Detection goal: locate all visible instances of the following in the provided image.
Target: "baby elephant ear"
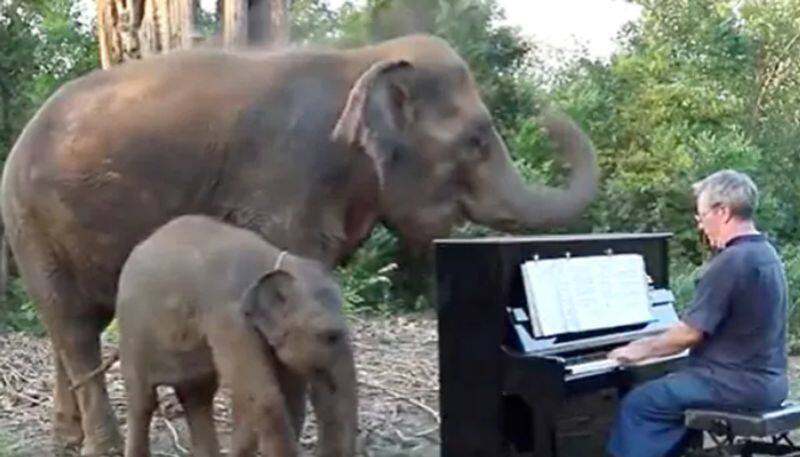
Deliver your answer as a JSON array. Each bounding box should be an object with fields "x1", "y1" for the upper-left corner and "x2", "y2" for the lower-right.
[
  {"x1": 241, "y1": 269, "x2": 295, "y2": 346},
  {"x1": 330, "y1": 59, "x2": 414, "y2": 147}
]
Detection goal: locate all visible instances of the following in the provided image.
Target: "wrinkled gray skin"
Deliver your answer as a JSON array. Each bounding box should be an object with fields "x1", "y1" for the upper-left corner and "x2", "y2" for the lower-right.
[
  {"x1": 0, "y1": 34, "x2": 598, "y2": 455},
  {"x1": 117, "y1": 215, "x2": 356, "y2": 457}
]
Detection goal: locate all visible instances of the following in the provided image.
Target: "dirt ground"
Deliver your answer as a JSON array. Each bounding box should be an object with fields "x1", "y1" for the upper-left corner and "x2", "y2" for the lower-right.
[
  {"x1": 0, "y1": 313, "x2": 440, "y2": 457},
  {"x1": 4, "y1": 313, "x2": 800, "y2": 457}
]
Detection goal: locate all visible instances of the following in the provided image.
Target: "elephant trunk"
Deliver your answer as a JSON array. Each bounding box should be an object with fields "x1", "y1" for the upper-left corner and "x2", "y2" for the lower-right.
[
  {"x1": 464, "y1": 111, "x2": 600, "y2": 232},
  {"x1": 310, "y1": 343, "x2": 358, "y2": 457}
]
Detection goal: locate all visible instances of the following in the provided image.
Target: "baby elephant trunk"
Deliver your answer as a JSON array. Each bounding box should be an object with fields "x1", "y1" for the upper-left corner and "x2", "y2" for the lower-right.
[{"x1": 310, "y1": 342, "x2": 358, "y2": 457}]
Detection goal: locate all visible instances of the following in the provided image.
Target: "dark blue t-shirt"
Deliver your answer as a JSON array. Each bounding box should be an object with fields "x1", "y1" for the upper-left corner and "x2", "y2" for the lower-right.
[{"x1": 682, "y1": 234, "x2": 789, "y2": 409}]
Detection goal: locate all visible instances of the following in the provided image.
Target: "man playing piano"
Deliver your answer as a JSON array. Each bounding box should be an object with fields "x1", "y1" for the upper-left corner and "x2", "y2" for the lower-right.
[{"x1": 605, "y1": 169, "x2": 789, "y2": 457}]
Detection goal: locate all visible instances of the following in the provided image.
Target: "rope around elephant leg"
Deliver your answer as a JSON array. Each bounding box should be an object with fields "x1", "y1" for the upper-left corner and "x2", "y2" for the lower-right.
[{"x1": 67, "y1": 348, "x2": 120, "y2": 392}]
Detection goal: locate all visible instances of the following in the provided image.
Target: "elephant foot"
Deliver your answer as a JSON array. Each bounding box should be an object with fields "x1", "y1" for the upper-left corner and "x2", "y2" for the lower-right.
[
  {"x1": 53, "y1": 410, "x2": 84, "y2": 451},
  {"x1": 80, "y1": 443, "x2": 124, "y2": 457},
  {"x1": 51, "y1": 440, "x2": 81, "y2": 457},
  {"x1": 80, "y1": 424, "x2": 123, "y2": 457}
]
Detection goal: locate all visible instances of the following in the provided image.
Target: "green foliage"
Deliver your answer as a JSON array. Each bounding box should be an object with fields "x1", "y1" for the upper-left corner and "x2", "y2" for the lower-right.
[
  {"x1": 291, "y1": 0, "x2": 343, "y2": 44},
  {"x1": 194, "y1": 2, "x2": 220, "y2": 38},
  {"x1": 670, "y1": 257, "x2": 702, "y2": 314},
  {"x1": 0, "y1": 1, "x2": 40, "y2": 155},
  {"x1": 782, "y1": 243, "x2": 800, "y2": 352},
  {"x1": 335, "y1": 226, "x2": 400, "y2": 314},
  {"x1": 0, "y1": 0, "x2": 96, "y2": 333},
  {"x1": 2, "y1": 277, "x2": 44, "y2": 335},
  {"x1": 739, "y1": 0, "x2": 800, "y2": 243},
  {"x1": 432, "y1": 0, "x2": 542, "y2": 137},
  {"x1": 545, "y1": 0, "x2": 799, "y2": 265},
  {"x1": 0, "y1": 0, "x2": 97, "y2": 157}
]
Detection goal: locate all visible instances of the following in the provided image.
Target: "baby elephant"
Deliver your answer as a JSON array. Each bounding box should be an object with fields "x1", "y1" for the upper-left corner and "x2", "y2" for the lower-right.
[{"x1": 116, "y1": 215, "x2": 357, "y2": 457}]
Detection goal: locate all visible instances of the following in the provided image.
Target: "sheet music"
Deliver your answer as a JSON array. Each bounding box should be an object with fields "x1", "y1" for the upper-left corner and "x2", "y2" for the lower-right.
[
  {"x1": 521, "y1": 254, "x2": 653, "y2": 337},
  {"x1": 522, "y1": 258, "x2": 567, "y2": 335}
]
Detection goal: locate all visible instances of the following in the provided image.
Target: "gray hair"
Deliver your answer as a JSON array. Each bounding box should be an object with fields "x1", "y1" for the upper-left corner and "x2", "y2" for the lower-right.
[{"x1": 692, "y1": 169, "x2": 759, "y2": 220}]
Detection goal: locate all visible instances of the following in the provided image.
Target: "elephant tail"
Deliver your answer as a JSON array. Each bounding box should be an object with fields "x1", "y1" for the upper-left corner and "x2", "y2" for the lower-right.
[{"x1": 68, "y1": 347, "x2": 120, "y2": 392}]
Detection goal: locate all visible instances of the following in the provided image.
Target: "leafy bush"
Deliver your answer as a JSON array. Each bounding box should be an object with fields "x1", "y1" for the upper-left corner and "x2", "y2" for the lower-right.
[
  {"x1": 781, "y1": 243, "x2": 800, "y2": 353},
  {"x1": 335, "y1": 226, "x2": 401, "y2": 314},
  {"x1": 1, "y1": 277, "x2": 45, "y2": 335}
]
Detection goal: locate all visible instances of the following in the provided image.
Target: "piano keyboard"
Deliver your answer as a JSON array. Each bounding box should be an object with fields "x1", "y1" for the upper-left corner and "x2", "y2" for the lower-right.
[{"x1": 566, "y1": 349, "x2": 690, "y2": 377}]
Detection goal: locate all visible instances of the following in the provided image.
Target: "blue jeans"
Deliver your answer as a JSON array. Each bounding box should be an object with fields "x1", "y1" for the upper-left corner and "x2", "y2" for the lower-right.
[{"x1": 607, "y1": 371, "x2": 717, "y2": 457}]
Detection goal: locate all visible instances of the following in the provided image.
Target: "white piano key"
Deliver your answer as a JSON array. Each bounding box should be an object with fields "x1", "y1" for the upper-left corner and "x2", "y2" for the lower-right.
[{"x1": 567, "y1": 358, "x2": 620, "y2": 375}]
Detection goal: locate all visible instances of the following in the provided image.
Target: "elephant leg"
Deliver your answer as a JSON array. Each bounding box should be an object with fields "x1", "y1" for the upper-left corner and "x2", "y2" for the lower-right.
[
  {"x1": 58, "y1": 320, "x2": 122, "y2": 456},
  {"x1": 228, "y1": 402, "x2": 256, "y2": 457},
  {"x1": 174, "y1": 377, "x2": 221, "y2": 457},
  {"x1": 10, "y1": 238, "x2": 121, "y2": 456},
  {"x1": 123, "y1": 379, "x2": 156, "y2": 457},
  {"x1": 53, "y1": 352, "x2": 83, "y2": 451},
  {"x1": 276, "y1": 365, "x2": 307, "y2": 440}
]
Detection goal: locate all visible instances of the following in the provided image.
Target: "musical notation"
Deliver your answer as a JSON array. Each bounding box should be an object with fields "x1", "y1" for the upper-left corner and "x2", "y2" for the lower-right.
[{"x1": 521, "y1": 254, "x2": 654, "y2": 337}]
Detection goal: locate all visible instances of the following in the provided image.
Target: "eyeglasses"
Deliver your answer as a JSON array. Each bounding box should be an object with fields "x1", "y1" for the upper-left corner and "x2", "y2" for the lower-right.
[{"x1": 694, "y1": 203, "x2": 722, "y2": 223}]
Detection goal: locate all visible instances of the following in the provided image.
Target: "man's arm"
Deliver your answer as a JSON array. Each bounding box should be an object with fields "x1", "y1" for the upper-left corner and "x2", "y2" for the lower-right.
[
  {"x1": 609, "y1": 248, "x2": 738, "y2": 365},
  {"x1": 607, "y1": 321, "x2": 703, "y2": 364}
]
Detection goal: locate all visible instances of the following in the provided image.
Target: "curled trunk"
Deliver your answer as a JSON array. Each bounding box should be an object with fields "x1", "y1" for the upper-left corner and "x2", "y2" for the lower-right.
[{"x1": 464, "y1": 110, "x2": 600, "y2": 232}]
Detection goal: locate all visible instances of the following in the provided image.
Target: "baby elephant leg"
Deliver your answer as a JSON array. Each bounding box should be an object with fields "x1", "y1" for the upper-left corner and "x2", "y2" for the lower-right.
[
  {"x1": 174, "y1": 377, "x2": 221, "y2": 457},
  {"x1": 123, "y1": 377, "x2": 157, "y2": 457},
  {"x1": 228, "y1": 404, "x2": 257, "y2": 457},
  {"x1": 207, "y1": 323, "x2": 298, "y2": 457}
]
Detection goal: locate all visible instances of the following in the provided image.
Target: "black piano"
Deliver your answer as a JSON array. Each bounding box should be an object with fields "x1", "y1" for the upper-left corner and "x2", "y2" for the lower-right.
[{"x1": 435, "y1": 233, "x2": 689, "y2": 457}]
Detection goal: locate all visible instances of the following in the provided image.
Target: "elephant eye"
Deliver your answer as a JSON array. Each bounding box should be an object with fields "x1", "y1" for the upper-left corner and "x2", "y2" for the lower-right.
[
  {"x1": 463, "y1": 134, "x2": 488, "y2": 162},
  {"x1": 389, "y1": 146, "x2": 404, "y2": 166},
  {"x1": 468, "y1": 135, "x2": 481, "y2": 148},
  {"x1": 319, "y1": 329, "x2": 343, "y2": 346}
]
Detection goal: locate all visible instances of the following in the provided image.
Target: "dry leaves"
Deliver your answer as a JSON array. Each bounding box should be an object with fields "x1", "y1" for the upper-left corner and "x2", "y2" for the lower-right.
[{"x1": 0, "y1": 313, "x2": 440, "y2": 457}]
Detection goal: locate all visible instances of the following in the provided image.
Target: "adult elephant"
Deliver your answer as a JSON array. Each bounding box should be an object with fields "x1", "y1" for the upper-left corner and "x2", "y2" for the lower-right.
[{"x1": 1, "y1": 34, "x2": 598, "y2": 455}]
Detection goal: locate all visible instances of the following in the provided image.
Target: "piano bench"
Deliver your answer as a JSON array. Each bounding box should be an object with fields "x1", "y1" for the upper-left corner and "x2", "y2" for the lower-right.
[{"x1": 683, "y1": 401, "x2": 800, "y2": 456}]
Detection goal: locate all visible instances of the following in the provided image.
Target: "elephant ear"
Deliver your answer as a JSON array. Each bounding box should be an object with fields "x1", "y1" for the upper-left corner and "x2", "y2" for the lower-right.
[
  {"x1": 241, "y1": 269, "x2": 296, "y2": 347},
  {"x1": 331, "y1": 60, "x2": 415, "y2": 183}
]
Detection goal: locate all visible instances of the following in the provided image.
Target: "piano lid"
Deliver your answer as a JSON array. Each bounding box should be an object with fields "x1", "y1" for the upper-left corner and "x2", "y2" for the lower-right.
[{"x1": 434, "y1": 231, "x2": 673, "y2": 245}]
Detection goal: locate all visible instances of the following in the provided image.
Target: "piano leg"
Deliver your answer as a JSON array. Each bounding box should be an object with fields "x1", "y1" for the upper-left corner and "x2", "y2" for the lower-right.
[
  {"x1": 515, "y1": 391, "x2": 561, "y2": 457},
  {"x1": 522, "y1": 388, "x2": 621, "y2": 457},
  {"x1": 532, "y1": 407, "x2": 557, "y2": 457}
]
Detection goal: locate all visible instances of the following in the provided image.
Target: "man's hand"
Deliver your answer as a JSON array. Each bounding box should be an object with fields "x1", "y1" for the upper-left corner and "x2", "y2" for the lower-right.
[
  {"x1": 607, "y1": 342, "x2": 650, "y2": 365},
  {"x1": 607, "y1": 321, "x2": 703, "y2": 365}
]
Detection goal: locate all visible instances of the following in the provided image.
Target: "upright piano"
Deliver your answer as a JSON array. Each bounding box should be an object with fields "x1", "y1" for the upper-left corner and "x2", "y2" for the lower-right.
[{"x1": 435, "y1": 233, "x2": 689, "y2": 457}]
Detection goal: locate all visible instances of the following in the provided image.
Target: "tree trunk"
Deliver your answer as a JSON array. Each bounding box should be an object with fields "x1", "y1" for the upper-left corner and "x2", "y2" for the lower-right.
[
  {"x1": 97, "y1": 0, "x2": 289, "y2": 66},
  {"x1": 223, "y1": 0, "x2": 248, "y2": 47},
  {"x1": 139, "y1": 0, "x2": 195, "y2": 59},
  {"x1": 248, "y1": 0, "x2": 268, "y2": 44},
  {"x1": 98, "y1": 0, "x2": 197, "y2": 68},
  {"x1": 224, "y1": 0, "x2": 290, "y2": 48},
  {"x1": 269, "y1": 0, "x2": 290, "y2": 46},
  {"x1": 97, "y1": 0, "x2": 140, "y2": 68}
]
